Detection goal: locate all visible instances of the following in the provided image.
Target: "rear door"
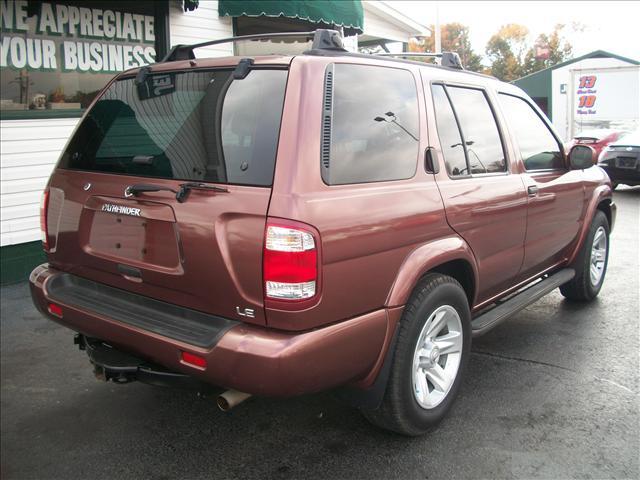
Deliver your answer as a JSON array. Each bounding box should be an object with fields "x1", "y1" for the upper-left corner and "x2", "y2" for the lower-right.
[
  {"x1": 425, "y1": 82, "x2": 528, "y2": 305},
  {"x1": 45, "y1": 66, "x2": 289, "y2": 325}
]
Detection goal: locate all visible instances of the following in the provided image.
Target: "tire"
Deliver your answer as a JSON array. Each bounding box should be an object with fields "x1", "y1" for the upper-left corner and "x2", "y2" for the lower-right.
[
  {"x1": 560, "y1": 210, "x2": 610, "y2": 301},
  {"x1": 362, "y1": 274, "x2": 471, "y2": 436}
]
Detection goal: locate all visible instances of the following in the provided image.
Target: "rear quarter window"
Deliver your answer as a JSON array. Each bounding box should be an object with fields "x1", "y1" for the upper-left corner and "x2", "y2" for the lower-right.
[
  {"x1": 322, "y1": 64, "x2": 420, "y2": 185},
  {"x1": 60, "y1": 69, "x2": 288, "y2": 186}
]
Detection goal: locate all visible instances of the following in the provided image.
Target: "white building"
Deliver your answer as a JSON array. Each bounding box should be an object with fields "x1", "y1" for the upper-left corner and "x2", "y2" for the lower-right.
[
  {"x1": 0, "y1": 0, "x2": 427, "y2": 283},
  {"x1": 514, "y1": 51, "x2": 639, "y2": 141}
]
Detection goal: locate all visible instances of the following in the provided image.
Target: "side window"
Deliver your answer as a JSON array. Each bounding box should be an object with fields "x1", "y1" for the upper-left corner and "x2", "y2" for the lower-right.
[
  {"x1": 446, "y1": 86, "x2": 507, "y2": 174},
  {"x1": 323, "y1": 64, "x2": 419, "y2": 185},
  {"x1": 432, "y1": 85, "x2": 467, "y2": 176},
  {"x1": 498, "y1": 93, "x2": 564, "y2": 170}
]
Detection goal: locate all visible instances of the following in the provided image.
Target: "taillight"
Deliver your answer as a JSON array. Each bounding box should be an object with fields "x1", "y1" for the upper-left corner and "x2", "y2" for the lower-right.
[
  {"x1": 40, "y1": 188, "x2": 50, "y2": 251},
  {"x1": 263, "y1": 223, "x2": 317, "y2": 300}
]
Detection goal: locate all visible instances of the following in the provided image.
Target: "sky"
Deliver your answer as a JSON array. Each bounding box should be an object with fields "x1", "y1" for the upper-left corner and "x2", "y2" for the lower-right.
[{"x1": 390, "y1": 1, "x2": 640, "y2": 63}]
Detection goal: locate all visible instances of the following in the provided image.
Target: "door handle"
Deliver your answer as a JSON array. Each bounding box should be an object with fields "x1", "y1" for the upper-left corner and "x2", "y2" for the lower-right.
[
  {"x1": 527, "y1": 185, "x2": 539, "y2": 196},
  {"x1": 425, "y1": 147, "x2": 440, "y2": 174}
]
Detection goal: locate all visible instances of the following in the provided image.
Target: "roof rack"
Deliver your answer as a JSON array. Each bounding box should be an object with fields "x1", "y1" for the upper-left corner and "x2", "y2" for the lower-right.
[
  {"x1": 374, "y1": 52, "x2": 464, "y2": 70},
  {"x1": 162, "y1": 29, "x2": 346, "y2": 62},
  {"x1": 160, "y1": 28, "x2": 464, "y2": 71}
]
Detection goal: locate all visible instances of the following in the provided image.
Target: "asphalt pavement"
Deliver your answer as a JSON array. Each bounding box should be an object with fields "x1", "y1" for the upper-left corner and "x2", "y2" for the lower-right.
[{"x1": 1, "y1": 188, "x2": 638, "y2": 480}]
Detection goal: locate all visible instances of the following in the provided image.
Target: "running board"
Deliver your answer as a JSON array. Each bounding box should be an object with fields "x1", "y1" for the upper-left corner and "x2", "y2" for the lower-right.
[{"x1": 471, "y1": 268, "x2": 575, "y2": 337}]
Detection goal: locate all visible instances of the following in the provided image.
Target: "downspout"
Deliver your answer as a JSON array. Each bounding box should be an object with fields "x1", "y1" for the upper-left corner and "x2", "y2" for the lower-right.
[{"x1": 154, "y1": 2, "x2": 171, "y2": 62}]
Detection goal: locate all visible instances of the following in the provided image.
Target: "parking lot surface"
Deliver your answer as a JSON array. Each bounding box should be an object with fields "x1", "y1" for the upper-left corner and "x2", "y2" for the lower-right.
[{"x1": 1, "y1": 188, "x2": 638, "y2": 480}]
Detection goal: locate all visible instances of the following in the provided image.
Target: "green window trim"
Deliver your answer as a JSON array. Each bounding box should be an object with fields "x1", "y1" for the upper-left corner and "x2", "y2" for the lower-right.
[{"x1": 0, "y1": 109, "x2": 85, "y2": 121}]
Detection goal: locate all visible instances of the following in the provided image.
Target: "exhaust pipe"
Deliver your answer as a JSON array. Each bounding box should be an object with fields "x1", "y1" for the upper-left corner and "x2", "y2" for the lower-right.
[{"x1": 217, "y1": 389, "x2": 251, "y2": 411}]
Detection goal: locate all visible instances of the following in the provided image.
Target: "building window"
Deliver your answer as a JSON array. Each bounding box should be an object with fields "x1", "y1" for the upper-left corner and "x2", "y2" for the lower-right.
[{"x1": 1, "y1": 0, "x2": 158, "y2": 118}]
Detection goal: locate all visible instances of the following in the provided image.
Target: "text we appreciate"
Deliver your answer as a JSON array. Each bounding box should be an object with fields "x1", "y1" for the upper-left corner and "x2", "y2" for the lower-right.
[{"x1": 1, "y1": 0, "x2": 156, "y2": 73}]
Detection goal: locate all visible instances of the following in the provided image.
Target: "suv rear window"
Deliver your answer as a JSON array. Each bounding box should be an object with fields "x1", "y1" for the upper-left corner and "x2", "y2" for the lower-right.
[
  {"x1": 60, "y1": 69, "x2": 288, "y2": 186},
  {"x1": 322, "y1": 64, "x2": 419, "y2": 185}
]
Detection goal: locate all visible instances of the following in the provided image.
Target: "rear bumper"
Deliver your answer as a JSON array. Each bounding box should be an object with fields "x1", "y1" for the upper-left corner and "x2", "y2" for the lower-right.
[{"x1": 29, "y1": 264, "x2": 391, "y2": 396}]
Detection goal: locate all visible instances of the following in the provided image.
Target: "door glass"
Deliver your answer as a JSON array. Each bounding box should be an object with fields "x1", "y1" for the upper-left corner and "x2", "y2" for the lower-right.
[
  {"x1": 447, "y1": 86, "x2": 507, "y2": 174},
  {"x1": 498, "y1": 93, "x2": 564, "y2": 170},
  {"x1": 432, "y1": 84, "x2": 468, "y2": 176}
]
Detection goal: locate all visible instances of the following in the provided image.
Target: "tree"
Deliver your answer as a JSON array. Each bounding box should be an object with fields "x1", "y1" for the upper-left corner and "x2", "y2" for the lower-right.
[
  {"x1": 521, "y1": 24, "x2": 573, "y2": 76},
  {"x1": 409, "y1": 23, "x2": 484, "y2": 72},
  {"x1": 485, "y1": 24, "x2": 529, "y2": 81}
]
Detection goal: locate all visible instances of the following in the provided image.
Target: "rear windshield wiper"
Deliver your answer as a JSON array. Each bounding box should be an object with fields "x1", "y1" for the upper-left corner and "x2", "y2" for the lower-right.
[
  {"x1": 125, "y1": 182, "x2": 227, "y2": 203},
  {"x1": 177, "y1": 182, "x2": 228, "y2": 202},
  {"x1": 125, "y1": 183, "x2": 177, "y2": 198}
]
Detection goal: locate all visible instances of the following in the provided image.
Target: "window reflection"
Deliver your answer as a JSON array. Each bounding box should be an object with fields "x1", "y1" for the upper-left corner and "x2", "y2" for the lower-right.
[
  {"x1": 446, "y1": 87, "x2": 506, "y2": 174},
  {"x1": 326, "y1": 64, "x2": 419, "y2": 185},
  {"x1": 498, "y1": 94, "x2": 563, "y2": 170},
  {"x1": 432, "y1": 85, "x2": 467, "y2": 176},
  {"x1": 60, "y1": 69, "x2": 287, "y2": 186}
]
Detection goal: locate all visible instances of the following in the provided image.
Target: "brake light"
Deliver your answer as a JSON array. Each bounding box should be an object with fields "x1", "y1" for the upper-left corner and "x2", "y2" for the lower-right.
[
  {"x1": 40, "y1": 188, "x2": 50, "y2": 251},
  {"x1": 263, "y1": 224, "x2": 317, "y2": 300}
]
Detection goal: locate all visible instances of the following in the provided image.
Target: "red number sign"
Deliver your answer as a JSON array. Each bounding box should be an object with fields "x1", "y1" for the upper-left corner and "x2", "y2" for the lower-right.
[
  {"x1": 578, "y1": 76, "x2": 597, "y2": 89},
  {"x1": 578, "y1": 95, "x2": 596, "y2": 108}
]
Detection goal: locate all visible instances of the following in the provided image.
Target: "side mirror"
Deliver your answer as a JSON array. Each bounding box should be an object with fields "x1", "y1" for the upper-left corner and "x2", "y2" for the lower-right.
[{"x1": 569, "y1": 145, "x2": 597, "y2": 170}]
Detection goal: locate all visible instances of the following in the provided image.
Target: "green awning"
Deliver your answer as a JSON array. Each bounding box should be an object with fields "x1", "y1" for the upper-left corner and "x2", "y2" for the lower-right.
[{"x1": 218, "y1": 1, "x2": 364, "y2": 35}]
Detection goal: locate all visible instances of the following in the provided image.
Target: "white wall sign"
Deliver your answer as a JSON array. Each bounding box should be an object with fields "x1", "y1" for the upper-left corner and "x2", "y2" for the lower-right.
[{"x1": 0, "y1": 0, "x2": 156, "y2": 73}]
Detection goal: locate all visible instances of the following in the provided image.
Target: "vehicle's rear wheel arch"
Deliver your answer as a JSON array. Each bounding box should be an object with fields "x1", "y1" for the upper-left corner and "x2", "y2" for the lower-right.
[
  {"x1": 385, "y1": 236, "x2": 479, "y2": 309},
  {"x1": 427, "y1": 259, "x2": 475, "y2": 307}
]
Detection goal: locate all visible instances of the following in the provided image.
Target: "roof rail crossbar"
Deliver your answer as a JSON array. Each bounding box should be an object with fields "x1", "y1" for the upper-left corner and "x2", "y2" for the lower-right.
[
  {"x1": 161, "y1": 29, "x2": 346, "y2": 62},
  {"x1": 374, "y1": 52, "x2": 464, "y2": 70}
]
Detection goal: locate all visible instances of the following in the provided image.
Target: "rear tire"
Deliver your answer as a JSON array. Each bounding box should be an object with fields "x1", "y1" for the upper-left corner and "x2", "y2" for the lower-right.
[
  {"x1": 361, "y1": 274, "x2": 471, "y2": 436},
  {"x1": 560, "y1": 210, "x2": 610, "y2": 301}
]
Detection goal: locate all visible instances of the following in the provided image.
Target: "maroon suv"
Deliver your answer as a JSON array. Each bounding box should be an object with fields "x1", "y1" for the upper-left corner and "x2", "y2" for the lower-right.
[{"x1": 30, "y1": 30, "x2": 615, "y2": 435}]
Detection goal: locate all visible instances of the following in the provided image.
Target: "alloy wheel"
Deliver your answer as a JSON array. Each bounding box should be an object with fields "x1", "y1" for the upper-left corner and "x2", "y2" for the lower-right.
[{"x1": 412, "y1": 305, "x2": 463, "y2": 409}]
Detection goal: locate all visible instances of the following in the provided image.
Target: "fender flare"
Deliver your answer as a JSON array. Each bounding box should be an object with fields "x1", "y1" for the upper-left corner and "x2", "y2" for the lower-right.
[
  {"x1": 385, "y1": 235, "x2": 480, "y2": 308},
  {"x1": 567, "y1": 185, "x2": 613, "y2": 265},
  {"x1": 338, "y1": 236, "x2": 479, "y2": 410}
]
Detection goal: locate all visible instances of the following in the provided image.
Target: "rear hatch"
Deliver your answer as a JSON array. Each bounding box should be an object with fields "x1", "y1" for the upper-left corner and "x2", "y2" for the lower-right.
[{"x1": 44, "y1": 64, "x2": 290, "y2": 325}]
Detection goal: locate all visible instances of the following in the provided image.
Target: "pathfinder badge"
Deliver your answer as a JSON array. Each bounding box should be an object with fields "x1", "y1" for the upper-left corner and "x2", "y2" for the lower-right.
[{"x1": 101, "y1": 204, "x2": 141, "y2": 216}]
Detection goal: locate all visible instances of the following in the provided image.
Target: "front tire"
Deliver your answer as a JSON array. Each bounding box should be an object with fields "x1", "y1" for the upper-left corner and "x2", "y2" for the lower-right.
[
  {"x1": 560, "y1": 210, "x2": 610, "y2": 301},
  {"x1": 362, "y1": 274, "x2": 471, "y2": 436}
]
